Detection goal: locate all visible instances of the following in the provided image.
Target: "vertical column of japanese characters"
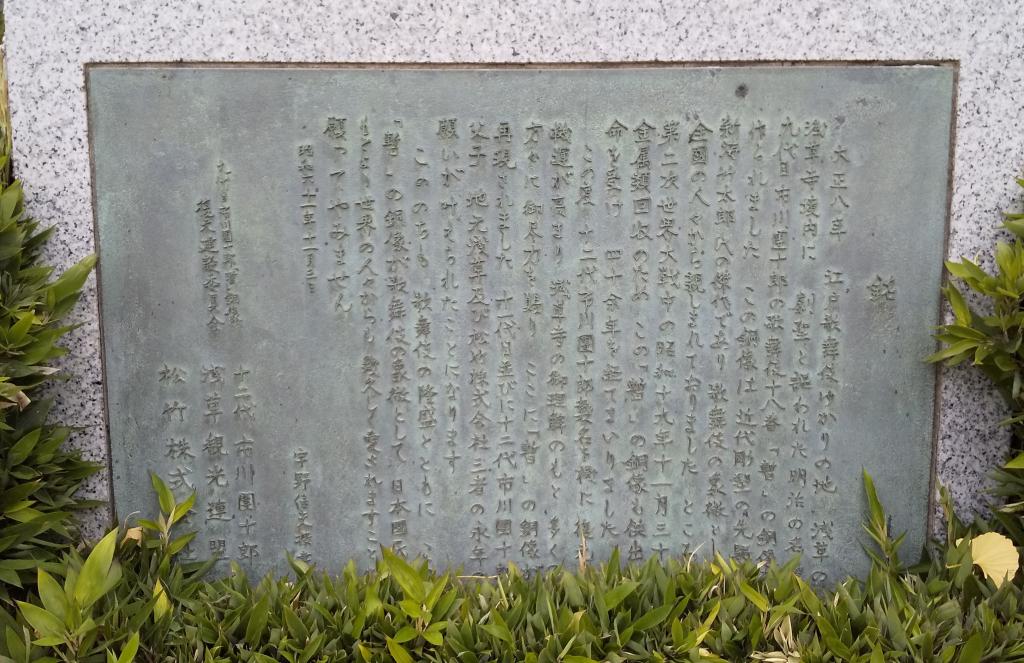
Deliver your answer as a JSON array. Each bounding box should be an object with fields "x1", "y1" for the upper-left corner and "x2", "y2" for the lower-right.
[
  {"x1": 650, "y1": 121, "x2": 682, "y2": 562},
  {"x1": 353, "y1": 116, "x2": 385, "y2": 564},
  {"x1": 384, "y1": 119, "x2": 414, "y2": 557}
]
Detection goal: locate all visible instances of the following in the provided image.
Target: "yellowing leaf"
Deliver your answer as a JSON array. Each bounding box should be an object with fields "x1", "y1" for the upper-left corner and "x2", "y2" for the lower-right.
[
  {"x1": 697, "y1": 647, "x2": 729, "y2": 662},
  {"x1": 153, "y1": 579, "x2": 171, "y2": 622},
  {"x1": 959, "y1": 532, "x2": 1020, "y2": 587},
  {"x1": 1006, "y1": 452, "x2": 1024, "y2": 470},
  {"x1": 121, "y1": 527, "x2": 143, "y2": 544},
  {"x1": 117, "y1": 632, "x2": 140, "y2": 663}
]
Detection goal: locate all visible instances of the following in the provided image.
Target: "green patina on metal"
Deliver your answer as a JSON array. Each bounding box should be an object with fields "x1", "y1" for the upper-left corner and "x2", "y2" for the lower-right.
[{"x1": 88, "y1": 64, "x2": 955, "y2": 580}]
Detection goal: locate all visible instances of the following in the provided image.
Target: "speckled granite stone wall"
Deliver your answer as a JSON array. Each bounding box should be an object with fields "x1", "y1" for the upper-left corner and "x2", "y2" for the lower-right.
[{"x1": 4, "y1": 1, "x2": 1021, "y2": 539}]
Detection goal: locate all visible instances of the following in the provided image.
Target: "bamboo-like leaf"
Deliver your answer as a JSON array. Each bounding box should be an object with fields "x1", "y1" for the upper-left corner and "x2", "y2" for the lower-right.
[
  {"x1": 481, "y1": 612, "x2": 513, "y2": 645},
  {"x1": 393, "y1": 625, "x2": 417, "y2": 644},
  {"x1": 153, "y1": 579, "x2": 171, "y2": 622},
  {"x1": 739, "y1": 581, "x2": 770, "y2": 613},
  {"x1": 6, "y1": 429, "x2": 40, "y2": 467},
  {"x1": 423, "y1": 621, "x2": 445, "y2": 646},
  {"x1": 958, "y1": 632, "x2": 985, "y2": 663},
  {"x1": 47, "y1": 254, "x2": 96, "y2": 305},
  {"x1": 603, "y1": 580, "x2": 638, "y2": 610},
  {"x1": 283, "y1": 605, "x2": 308, "y2": 642},
  {"x1": 926, "y1": 340, "x2": 978, "y2": 364},
  {"x1": 244, "y1": 593, "x2": 271, "y2": 646},
  {"x1": 36, "y1": 568, "x2": 67, "y2": 622},
  {"x1": 73, "y1": 527, "x2": 118, "y2": 609},
  {"x1": 944, "y1": 258, "x2": 988, "y2": 283},
  {"x1": 386, "y1": 636, "x2": 414, "y2": 663},
  {"x1": 1005, "y1": 218, "x2": 1024, "y2": 239},
  {"x1": 424, "y1": 572, "x2": 447, "y2": 611},
  {"x1": 862, "y1": 470, "x2": 884, "y2": 529},
  {"x1": 944, "y1": 283, "x2": 972, "y2": 326},
  {"x1": 117, "y1": 632, "x2": 140, "y2": 663},
  {"x1": 16, "y1": 602, "x2": 64, "y2": 640},
  {"x1": 170, "y1": 491, "x2": 195, "y2": 525},
  {"x1": 382, "y1": 547, "x2": 424, "y2": 602},
  {"x1": 632, "y1": 603, "x2": 673, "y2": 631},
  {"x1": 150, "y1": 473, "x2": 174, "y2": 516}
]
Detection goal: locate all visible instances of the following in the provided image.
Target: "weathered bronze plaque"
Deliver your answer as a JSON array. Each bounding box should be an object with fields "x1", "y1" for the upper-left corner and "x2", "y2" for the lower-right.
[{"x1": 88, "y1": 64, "x2": 955, "y2": 583}]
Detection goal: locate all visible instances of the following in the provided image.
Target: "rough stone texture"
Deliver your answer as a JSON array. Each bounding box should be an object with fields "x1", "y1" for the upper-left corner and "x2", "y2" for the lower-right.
[{"x1": 3, "y1": 0, "x2": 1022, "y2": 540}]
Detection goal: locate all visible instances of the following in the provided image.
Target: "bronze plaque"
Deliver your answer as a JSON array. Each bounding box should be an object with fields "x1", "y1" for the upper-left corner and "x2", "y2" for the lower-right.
[{"x1": 89, "y1": 63, "x2": 955, "y2": 582}]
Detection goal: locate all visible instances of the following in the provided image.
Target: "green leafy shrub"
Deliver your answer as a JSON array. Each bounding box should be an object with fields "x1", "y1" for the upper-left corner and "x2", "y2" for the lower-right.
[
  {"x1": 930, "y1": 174, "x2": 1024, "y2": 549},
  {"x1": 927, "y1": 177, "x2": 1024, "y2": 451},
  {"x1": 0, "y1": 476, "x2": 204, "y2": 663},
  {"x1": 2, "y1": 473, "x2": 1021, "y2": 663},
  {"x1": 0, "y1": 158, "x2": 100, "y2": 604},
  {"x1": 0, "y1": 398, "x2": 101, "y2": 605}
]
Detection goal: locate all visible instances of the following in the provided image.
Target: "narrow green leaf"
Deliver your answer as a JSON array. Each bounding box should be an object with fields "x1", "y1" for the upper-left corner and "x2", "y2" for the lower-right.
[
  {"x1": 170, "y1": 491, "x2": 195, "y2": 525},
  {"x1": 5, "y1": 626, "x2": 26, "y2": 661},
  {"x1": 671, "y1": 619, "x2": 686, "y2": 649},
  {"x1": 739, "y1": 581, "x2": 770, "y2": 612},
  {"x1": 423, "y1": 621, "x2": 445, "y2": 646},
  {"x1": 926, "y1": 340, "x2": 979, "y2": 364},
  {"x1": 150, "y1": 473, "x2": 174, "y2": 515},
  {"x1": 1004, "y1": 218, "x2": 1024, "y2": 239},
  {"x1": 386, "y1": 636, "x2": 414, "y2": 663},
  {"x1": 945, "y1": 258, "x2": 988, "y2": 283},
  {"x1": 0, "y1": 181, "x2": 22, "y2": 221},
  {"x1": 73, "y1": 528, "x2": 118, "y2": 609},
  {"x1": 944, "y1": 284, "x2": 972, "y2": 326},
  {"x1": 603, "y1": 580, "x2": 638, "y2": 610},
  {"x1": 994, "y1": 353, "x2": 1017, "y2": 372},
  {"x1": 36, "y1": 569, "x2": 68, "y2": 622},
  {"x1": 6, "y1": 429, "x2": 40, "y2": 468},
  {"x1": 958, "y1": 632, "x2": 984, "y2": 663},
  {"x1": 560, "y1": 571, "x2": 585, "y2": 608},
  {"x1": 393, "y1": 625, "x2": 418, "y2": 644},
  {"x1": 244, "y1": 593, "x2": 271, "y2": 646},
  {"x1": 283, "y1": 605, "x2": 309, "y2": 642},
  {"x1": 16, "y1": 602, "x2": 64, "y2": 640},
  {"x1": 117, "y1": 632, "x2": 140, "y2": 663},
  {"x1": 424, "y1": 573, "x2": 447, "y2": 611},
  {"x1": 398, "y1": 598, "x2": 424, "y2": 620},
  {"x1": 633, "y1": 603, "x2": 673, "y2": 631},
  {"x1": 382, "y1": 547, "x2": 425, "y2": 602},
  {"x1": 47, "y1": 254, "x2": 96, "y2": 304},
  {"x1": 481, "y1": 620, "x2": 514, "y2": 645}
]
